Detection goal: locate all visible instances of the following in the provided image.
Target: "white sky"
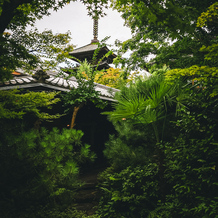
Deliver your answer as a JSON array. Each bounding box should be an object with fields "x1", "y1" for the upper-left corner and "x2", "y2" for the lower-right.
[
  {"x1": 33, "y1": 3, "x2": 151, "y2": 75},
  {"x1": 34, "y1": 1, "x2": 132, "y2": 49}
]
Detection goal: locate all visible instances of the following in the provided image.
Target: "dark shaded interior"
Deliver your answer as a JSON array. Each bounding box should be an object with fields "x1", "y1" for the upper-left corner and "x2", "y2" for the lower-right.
[{"x1": 42, "y1": 99, "x2": 115, "y2": 165}]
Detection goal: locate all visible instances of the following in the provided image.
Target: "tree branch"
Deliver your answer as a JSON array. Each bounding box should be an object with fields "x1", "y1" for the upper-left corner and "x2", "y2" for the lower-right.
[{"x1": 0, "y1": 0, "x2": 34, "y2": 34}]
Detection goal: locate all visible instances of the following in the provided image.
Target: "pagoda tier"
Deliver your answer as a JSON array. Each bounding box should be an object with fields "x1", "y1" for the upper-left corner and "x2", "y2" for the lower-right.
[
  {"x1": 69, "y1": 43, "x2": 116, "y2": 70},
  {"x1": 69, "y1": 16, "x2": 117, "y2": 70}
]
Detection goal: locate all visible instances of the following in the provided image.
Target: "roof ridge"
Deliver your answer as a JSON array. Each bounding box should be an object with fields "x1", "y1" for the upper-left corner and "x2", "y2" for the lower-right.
[{"x1": 0, "y1": 71, "x2": 119, "y2": 101}]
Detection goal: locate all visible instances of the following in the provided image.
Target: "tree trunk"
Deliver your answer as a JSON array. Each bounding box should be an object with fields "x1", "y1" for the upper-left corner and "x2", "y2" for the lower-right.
[
  {"x1": 70, "y1": 103, "x2": 84, "y2": 129},
  {"x1": 0, "y1": 0, "x2": 32, "y2": 34}
]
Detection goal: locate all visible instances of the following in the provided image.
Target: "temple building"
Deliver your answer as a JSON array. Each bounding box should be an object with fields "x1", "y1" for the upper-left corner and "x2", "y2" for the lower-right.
[
  {"x1": 69, "y1": 18, "x2": 116, "y2": 70},
  {"x1": 0, "y1": 17, "x2": 118, "y2": 160}
]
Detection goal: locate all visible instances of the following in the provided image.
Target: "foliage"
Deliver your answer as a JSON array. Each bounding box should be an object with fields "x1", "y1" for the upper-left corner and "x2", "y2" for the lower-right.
[
  {"x1": 97, "y1": 2, "x2": 218, "y2": 217},
  {"x1": 166, "y1": 65, "x2": 218, "y2": 81},
  {"x1": 197, "y1": 2, "x2": 218, "y2": 29},
  {"x1": 0, "y1": 0, "x2": 110, "y2": 81},
  {"x1": 63, "y1": 60, "x2": 104, "y2": 107},
  {"x1": 152, "y1": 82, "x2": 218, "y2": 217},
  {"x1": 0, "y1": 0, "x2": 73, "y2": 34},
  {"x1": 0, "y1": 0, "x2": 108, "y2": 34},
  {"x1": 164, "y1": 2, "x2": 218, "y2": 97},
  {"x1": 15, "y1": 28, "x2": 74, "y2": 70},
  {"x1": 94, "y1": 67, "x2": 127, "y2": 89},
  {"x1": 161, "y1": 137, "x2": 218, "y2": 217},
  {"x1": 0, "y1": 32, "x2": 36, "y2": 81},
  {"x1": 62, "y1": 60, "x2": 106, "y2": 128},
  {"x1": 99, "y1": 75, "x2": 183, "y2": 216},
  {"x1": 78, "y1": 38, "x2": 129, "y2": 89},
  {"x1": 0, "y1": 89, "x2": 60, "y2": 120},
  {"x1": 0, "y1": 0, "x2": 76, "y2": 81},
  {"x1": 99, "y1": 5, "x2": 218, "y2": 214},
  {"x1": 112, "y1": 0, "x2": 217, "y2": 72},
  {"x1": 97, "y1": 164, "x2": 159, "y2": 218},
  {"x1": 0, "y1": 28, "x2": 74, "y2": 81},
  {"x1": 99, "y1": 73, "x2": 218, "y2": 217},
  {"x1": 166, "y1": 65, "x2": 218, "y2": 95},
  {"x1": 165, "y1": 30, "x2": 218, "y2": 96},
  {"x1": 103, "y1": 98, "x2": 174, "y2": 169},
  {"x1": 104, "y1": 75, "x2": 184, "y2": 143},
  {"x1": 103, "y1": 122, "x2": 153, "y2": 169},
  {"x1": 149, "y1": 65, "x2": 170, "y2": 76},
  {"x1": 200, "y1": 42, "x2": 218, "y2": 66},
  {"x1": 0, "y1": 126, "x2": 96, "y2": 217}
]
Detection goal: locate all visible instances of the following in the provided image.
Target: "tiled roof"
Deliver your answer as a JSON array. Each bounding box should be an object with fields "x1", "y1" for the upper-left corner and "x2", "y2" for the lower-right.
[
  {"x1": 69, "y1": 43, "x2": 117, "y2": 67},
  {"x1": 0, "y1": 70, "x2": 119, "y2": 102},
  {"x1": 70, "y1": 43, "x2": 100, "y2": 54}
]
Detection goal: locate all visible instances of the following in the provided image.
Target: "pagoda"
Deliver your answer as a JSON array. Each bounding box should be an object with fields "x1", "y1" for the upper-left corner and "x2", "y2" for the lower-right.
[{"x1": 69, "y1": 18, "x2": 116, "y2": 70}]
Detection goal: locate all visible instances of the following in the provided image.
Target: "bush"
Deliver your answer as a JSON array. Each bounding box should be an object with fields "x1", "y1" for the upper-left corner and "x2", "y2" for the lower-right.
[
  {"x1": 0, "y1": 127, "x2": 96, "y2": 217},
  {"x1": 97, "y1": 164, "x2": 159, "y2": 218},
  {"x1": 103, "y1": 122, "x2": 154, "y2": 170}
]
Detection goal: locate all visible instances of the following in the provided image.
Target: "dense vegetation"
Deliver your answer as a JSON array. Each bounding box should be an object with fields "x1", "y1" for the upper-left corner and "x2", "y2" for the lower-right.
[
  {"x1": 0, "y1": 0, "x2": 217, "y2": 217},
  {"x1": 0, "y1": 125, "x2": 95, "y2": 216},
  {"x1": 97, "y1": 74, "x2": 218, "y2": 217},
  {"x1": 0, "y1": 59, "x2": 107, "y2": 217},
  {"x1": 96, "y1": 1, "x2": 218, "y2": 217}
]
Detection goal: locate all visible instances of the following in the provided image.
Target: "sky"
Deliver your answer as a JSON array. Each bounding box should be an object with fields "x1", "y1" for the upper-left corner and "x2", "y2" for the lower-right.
[
  {"x1": 34, "y1": 1, "x2": 132, "y2": 50},
  {"x1": 33, "y1": 2, "x2": 150, "y2": 74}
]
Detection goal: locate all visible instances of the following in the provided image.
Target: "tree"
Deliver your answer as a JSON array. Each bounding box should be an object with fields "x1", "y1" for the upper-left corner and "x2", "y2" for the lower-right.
[
  {"x1": 97, "y1": 74, "x2": 183, "y2": 217},
  {"x1": 0, "y1": 0, "x2": 109, "y2": 81},
  {"x1": 0, "y1": 0, "x2": 75, "y2": 80},
  {"x1": 165, "y1": 2, "x2": 218, "y2": 96},
  {"x1": 97, "y1": 3, "x2": 218, "y2": 217},
  {"x1": 197, "y1": 2, "x2": 218, "y2": 34},
  {"x1": 0, "y1": 89, "x2": 60, "y2": 120},
  {"x1": 84, "y1": 67, "x2": 127, "y2": 89},
  {"x1": 0, "y1": 0, "x2": 75, "y2": 81},
  {"x1": 112, "y1": 0, "x2": 217, "y2": 72},
  {"x1": 0, "y1": 0, "x2": 108, "y2": 34},
  {"x1": 0, "y1": 28, "x2": 75, "y2": 81},
  {"x1": 0, "y1": 126, "x2": 96, "y2": 217},
  {"x1": 62, "y1": 60, "x2": 106, "y2": 129},
  {"x1": 0, "y1": 0, "x2": 74, "y2": 34}
]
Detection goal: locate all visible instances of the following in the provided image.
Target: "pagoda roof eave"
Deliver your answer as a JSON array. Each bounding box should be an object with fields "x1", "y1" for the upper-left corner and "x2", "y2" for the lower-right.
[
  {"x1": 70, "y1": 43, "x2": 101, "y2": 55},
  {"x1": 69, "y1": 43, "x2": 116, "y2": 60}
]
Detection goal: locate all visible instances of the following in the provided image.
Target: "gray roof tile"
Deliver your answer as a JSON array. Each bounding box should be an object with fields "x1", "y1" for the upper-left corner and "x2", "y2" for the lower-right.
[
  {"x1": 63, "y1": 80, "x2": 69, "y2": 88},
  {"x1": 10, "y1": 80, "x2": 17, "y2": 84},
  {"x1": 0, "y1": 70, "x2": 118, "y2": 101},
  {"x1": 16, "y1": 78, "x2": 25, "y2": 84}
]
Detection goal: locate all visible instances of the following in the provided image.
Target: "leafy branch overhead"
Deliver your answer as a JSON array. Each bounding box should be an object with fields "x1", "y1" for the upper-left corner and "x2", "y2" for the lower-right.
[
  {"x1": 0, "y1": 0, "x2": 108, "y2": 34},
  {"x1": 113, "y1": 0, "x2": 218, "y2": 72},
  {"x1": 0, "y1": 0, "x2": 109, "y2": 81},
  {"x1": 0, "y1": 29, "x2": 74, "y2": 81},
  {"x1": 197, "y1": 2, "x2": 218, "y2": 28}
]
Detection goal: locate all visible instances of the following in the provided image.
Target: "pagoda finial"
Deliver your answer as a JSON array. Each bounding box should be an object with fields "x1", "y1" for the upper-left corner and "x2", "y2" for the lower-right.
[{"x1": 91, "y1": 18, "x2": 99, "y2": 43}]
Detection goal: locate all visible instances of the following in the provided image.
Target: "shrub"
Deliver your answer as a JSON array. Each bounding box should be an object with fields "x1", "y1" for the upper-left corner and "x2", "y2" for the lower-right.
[
  {"x1": 97, "y1": 164, "x2": 159, "y2": 217},
  {"x1": 0, "y1": 127, "x2": 96, "y2": 217}
]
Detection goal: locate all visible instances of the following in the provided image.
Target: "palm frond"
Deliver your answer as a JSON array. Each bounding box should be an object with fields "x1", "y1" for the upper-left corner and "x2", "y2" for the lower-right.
[{"x1": 106, "y1": 94, "x2": 147, "y2": 121}]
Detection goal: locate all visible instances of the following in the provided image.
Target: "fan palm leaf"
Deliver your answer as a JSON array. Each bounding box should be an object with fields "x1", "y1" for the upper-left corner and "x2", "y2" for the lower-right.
[{"x1": 104, "y1": 75, "x2": 186, "y2": 142}]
